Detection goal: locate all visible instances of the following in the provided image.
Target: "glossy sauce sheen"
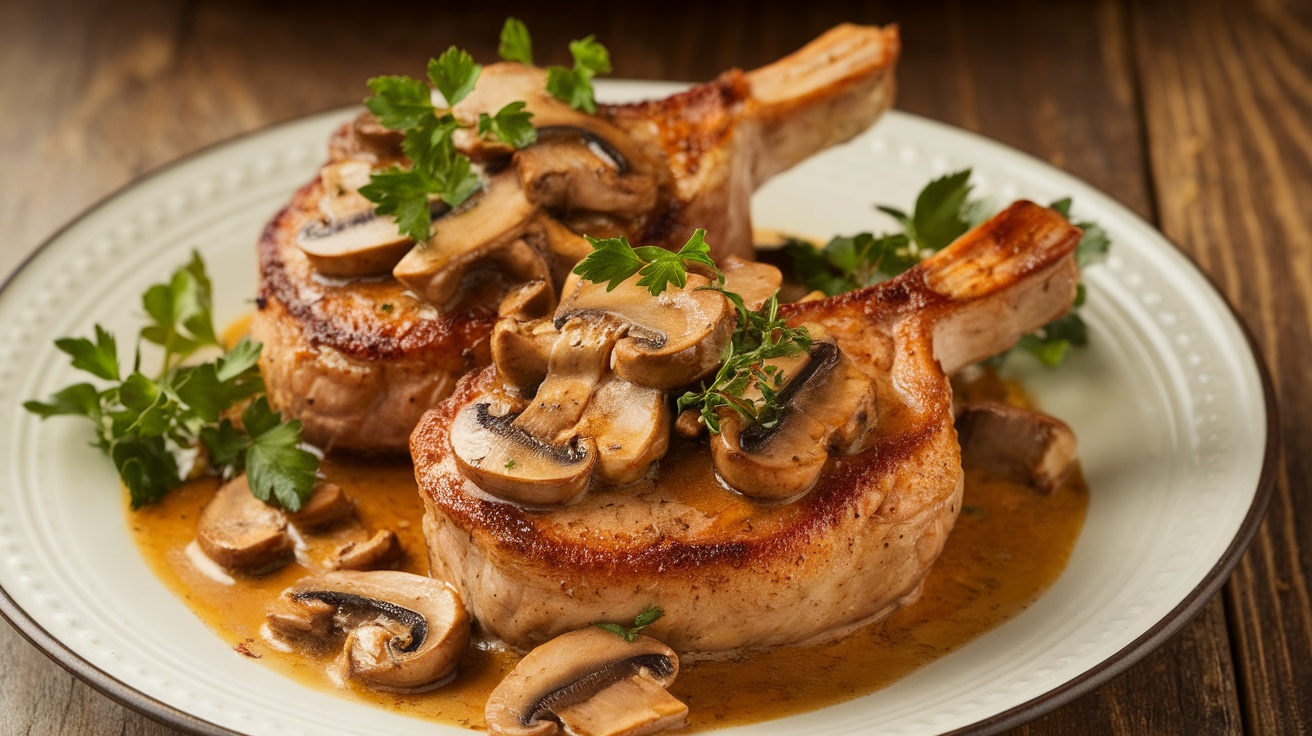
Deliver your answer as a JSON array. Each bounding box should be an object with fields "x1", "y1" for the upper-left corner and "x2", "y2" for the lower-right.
[{"x1": 129, "y1": 374, "x2": 1086, "y2": 731}]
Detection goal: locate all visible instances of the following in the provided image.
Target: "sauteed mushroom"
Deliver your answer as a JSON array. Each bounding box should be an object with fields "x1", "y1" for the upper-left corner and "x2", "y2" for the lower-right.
[
  {"x1": 266, "y1": 570, "x2": 470, "y2": 690},
  {"x1": 449, "y1": 400, "x2": 597, "y2": 506},
  {"x1": 554, "y1": 272, "x2": 735, "y2": 390},
  {"x1": 956, "y1": 400, "x2": 1078, "y2": 492},
  {"x1": 711, "y1": 338, "x2": 877, "y2": 500},
  {"x1": 485, "y1": 627, "x2": 687, "y2": 736},
  {"x1": 196, "y1": 475, "x2": 291, "y2": 573}
]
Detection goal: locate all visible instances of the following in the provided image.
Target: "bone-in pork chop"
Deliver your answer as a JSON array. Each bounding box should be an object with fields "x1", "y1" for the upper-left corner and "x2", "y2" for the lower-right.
[{"x1": 411, "y1": 201, "x2": 1081, "y2": 653}]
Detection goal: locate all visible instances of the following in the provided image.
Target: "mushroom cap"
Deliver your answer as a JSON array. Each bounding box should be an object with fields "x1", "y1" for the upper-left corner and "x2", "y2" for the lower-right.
[
  {"x1": 196, "y1": 475, "x2": 291, "y2": 573},
  {"x1": 392, "y1": 171, "x2": 541, "y2": 309},
  {"x1": 485, "y1": 627, "x2": 680, "y2": 736},
  {"x1": 710, "y1": 338, "x2": 877, "y2": 501},
  {"x1": 514, "y1": 126, "x2": 659, "y2": 217},
  {"x1": 268, "y1": 570, "x2": 471, "y2": 691},
  {"x1": 554, "y1": 272, "x2": 735, "y2": 391},
  {"x1": 450, "y1": 401, "x2": 597, "y2": 506}
]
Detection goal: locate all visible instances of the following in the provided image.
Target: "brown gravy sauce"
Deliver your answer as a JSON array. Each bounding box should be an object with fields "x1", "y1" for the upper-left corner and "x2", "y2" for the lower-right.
[{"x1": 129, "y1": 370, "x2": 1086, "y2": 731}]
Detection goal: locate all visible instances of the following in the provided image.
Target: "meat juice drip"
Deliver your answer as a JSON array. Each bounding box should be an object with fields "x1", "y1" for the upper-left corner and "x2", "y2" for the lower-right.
[{"x1": 128, "y1": 372, "x2": 1086, "y2": 731}]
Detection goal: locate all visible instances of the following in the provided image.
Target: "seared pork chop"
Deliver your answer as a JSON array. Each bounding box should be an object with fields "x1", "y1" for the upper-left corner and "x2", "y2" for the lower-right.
[
  {"x1": 411, "y1": 201, "x2": 1081, "y2": 653},
  {"x1": 253, "y1": 24, "x2": 899, "y2": 452}
]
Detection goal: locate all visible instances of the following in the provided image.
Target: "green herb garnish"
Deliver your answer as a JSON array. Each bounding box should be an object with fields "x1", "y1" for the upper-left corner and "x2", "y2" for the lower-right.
[
  {"x1": 596, "y1": 606, "x2": 664, "y2": 642},
  {"x1": 477, "y1": 100, "x2": 538, "y2": 149},
  {"x1": 573, "y1": 228, "x2": 716, "y2": 296},
  {"x1": 546, "y1": 35, "x2": 612, "y2": 113},
  {"x1": 498, "y1": 17, "x2": 533, "y2": 65},
  {"x1": 676, "y1": 291, "x2": 812, "y2": 434},
  {"x1": 786, "y1": 169, "x2": 987, "y2": 296},
  {"x1": 360, "y1": 39, "x2": 538, "y2": 242},
  {"x1": 24, "y1": 254, "x2": 319, "y2": 511}
]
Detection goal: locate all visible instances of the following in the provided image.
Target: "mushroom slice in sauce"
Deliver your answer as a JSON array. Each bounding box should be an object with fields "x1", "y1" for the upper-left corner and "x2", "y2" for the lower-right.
[
  {"x1": 485, "y1": 627, "x2": 687, "y2": 736},
  {"x1": 195, "y1": 474, "x2": 291, "y2": 574},
  {"x1": 287, "y1": 481, "x2": 354, "y2": 531},
  {"x1": 449, "y1": 401, "x2": 598, "y2": 506},
  {"x1": 711, "y1": 337, "x2": 877, "y2": 501},
  {"x1": 554, "y1": 272, "x2": 736, "y2": 390},
  {"x1": 332, "y1": 529, "x2": 402, "y2": 571},
  {"x1": 266, "y1": 570, "x2": 470, "y2": 691},
  {"x1": 391, "y1": 170, "x2": 541, "y2": 309},
  {"x1": 956, "y1": 400, "x2": 1078, "y2": 492}
]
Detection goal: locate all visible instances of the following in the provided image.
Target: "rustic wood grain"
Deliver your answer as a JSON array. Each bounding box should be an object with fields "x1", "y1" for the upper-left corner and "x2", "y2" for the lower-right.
[
  {"x1": 1133, "y1": 0, "x2": 1312, "y2": 732},
  {"x1": 0, "y1": 0, "x2": 1300, "y2": 733}
]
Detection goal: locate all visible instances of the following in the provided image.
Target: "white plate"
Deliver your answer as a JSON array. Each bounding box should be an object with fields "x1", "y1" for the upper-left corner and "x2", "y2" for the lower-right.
[{"x1": 0, "y1": 81, "x2": 1275, "y2": 735}]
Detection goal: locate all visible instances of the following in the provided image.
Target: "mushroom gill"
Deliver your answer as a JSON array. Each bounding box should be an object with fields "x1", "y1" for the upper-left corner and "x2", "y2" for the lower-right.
[
  {"x1": 266, "y1": 570, "x2": 471, "y2": 691},
  {"x1": 485, "y1": 627, "x2": 687, "y2": 736}
]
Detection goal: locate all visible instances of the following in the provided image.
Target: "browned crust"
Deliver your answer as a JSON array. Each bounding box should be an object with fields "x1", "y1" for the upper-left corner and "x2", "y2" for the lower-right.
[
  {"x1": 603, "y1": 72, "x2": 750, "y2": 185},
  {"x1": 255, "y1": 178, "x2": 497, "y2": 364},
  {"x1": 411, "y1": 364, "x2": 946, "y2": 575}
]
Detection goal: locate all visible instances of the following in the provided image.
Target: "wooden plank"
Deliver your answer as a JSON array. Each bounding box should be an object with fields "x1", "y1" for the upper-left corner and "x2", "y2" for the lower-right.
[
  {"x1": 881, "y1": 0, "x2": 1242, "y2": 730},
  {"x1": 1132, "y1": 0, "x2": 1312, "y2": 731}
]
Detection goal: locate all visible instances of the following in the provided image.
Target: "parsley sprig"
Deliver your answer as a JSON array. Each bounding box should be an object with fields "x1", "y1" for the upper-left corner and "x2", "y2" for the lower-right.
[
  {"x1": 596, "y1": 606, "x2": 665, "y2": 642},
  {"x1": 360, "y1": 44, "x2": 537, "y2": 243},
  {"x1": 785, "y1": 169, "x2": 1111, "y2": 367},
  {"x1": 24, "y1": 254, "x2": 319, "y2": 510},
  {"x1": 361, "y1": 19, "x2": 614, "y2": 241},
  {"x1": 573, "y1": 229, "x2": 717, "y2": 295},
  {"x1": 545, "y1": 35, "x2": 612, "y2": 113},
  {"x1": 573, "y1": 230, "x2": 812, "y2": 434},
  {"x1": 498, "y1": 18, "x2": 612, "y2": 112}
]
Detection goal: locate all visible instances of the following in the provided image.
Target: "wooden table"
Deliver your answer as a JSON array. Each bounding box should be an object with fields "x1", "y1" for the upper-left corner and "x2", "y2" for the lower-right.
[{"x1": 2, "y1": 0, "x2": 1307, "y2": 733}]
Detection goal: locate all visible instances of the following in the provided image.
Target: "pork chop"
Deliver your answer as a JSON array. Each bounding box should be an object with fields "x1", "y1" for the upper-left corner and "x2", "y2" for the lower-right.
[{"x1": 411, "y1": 201, "x2": 1081, "y2": 653}]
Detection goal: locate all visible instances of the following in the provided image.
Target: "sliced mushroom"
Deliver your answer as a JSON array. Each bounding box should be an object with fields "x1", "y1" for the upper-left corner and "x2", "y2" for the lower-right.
[
  {"x1": 449, "y1": 401, "x2": 597, "y2": 506},
  {"x1": 512, "y1": 319, "x2": 624, "y2": 443},
  {"x1": 317, "y1": 159, "x2": 375, "y2": 222},
  {"x1": 329, "y1": 111, "x2": 405, "y2": 163},
  {"x1": 196, "y1": 474, "x2": 291, "y2": 573},
  {"x1": 534, "y1": 215, "x2": 596, "y2": 287},
  {"x1": 555, "y1": 272, "x2": 736, "y2": 390},
  {"x1": 719, "y1": 256, "x2": 783, "y2": 311},
  {"x1": 711, "y1": 337, "x2": 877, "y2": 500},
  {"x1": 485, "y1": 627, "x2": 687, "y2": 736},
  {"x1": 392, "y1": 171, "x2": 543, "y2": 309},
  {"x1": 266, "y1": 570, "x2": 470, "y2": 691},
  {"x1": 298, "y1": 159, "x2": 453, "y2": 277},
  {"x1": 333, "y1": 530, "x2": 402, "y2": 571},
  {"x1": 451, "y1": 63, "x2": 655, "y2": 176},
  {"x1": 491, "y1": 280, "x2": 559, "y2": 394},
  {"x1": 515, "y1": 126, "x2": 659, "y2": 217},
  {"x1": 577, "y1": 375, "x2": 671, "y2": 485},
  {"x1": 287, "y1": 481, "x2": 354, "y2": 531},
  {"x1": 956, "y1": 401, "x2": 1078, "y2": 492}
]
